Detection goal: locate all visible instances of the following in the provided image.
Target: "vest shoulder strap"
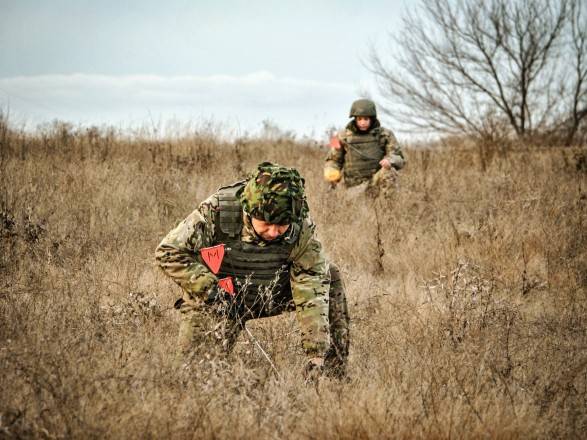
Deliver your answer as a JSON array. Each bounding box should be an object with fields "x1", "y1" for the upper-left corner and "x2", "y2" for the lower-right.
[{"x1": 215, "y1": 181, "x2": 245, "y2": 238}]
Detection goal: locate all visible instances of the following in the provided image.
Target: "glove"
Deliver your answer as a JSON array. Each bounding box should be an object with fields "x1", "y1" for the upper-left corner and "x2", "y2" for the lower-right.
[{"x1": 324, "y1": 166, "x2": 342, "y2": 183}]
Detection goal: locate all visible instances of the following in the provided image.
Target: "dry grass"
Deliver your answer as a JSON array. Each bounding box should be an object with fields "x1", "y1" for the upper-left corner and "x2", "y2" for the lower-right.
[{"x1": 1, "y1": 117, "x2": 586, "y2": 439}]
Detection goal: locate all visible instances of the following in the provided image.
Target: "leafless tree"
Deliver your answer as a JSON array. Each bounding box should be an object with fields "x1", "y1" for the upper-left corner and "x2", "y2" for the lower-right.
[
  {"x1": 370, "y1": 0, "x2": 587, "y2": 145},
  {"x1": 563, "y1": 0, "x2": 587, "y2": 144}
]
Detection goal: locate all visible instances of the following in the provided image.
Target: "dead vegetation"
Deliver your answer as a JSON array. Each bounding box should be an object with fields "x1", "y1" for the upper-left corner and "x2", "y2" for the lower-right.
[{"x1": 0, "y1": 117, "x2": 586, "y2": 438}]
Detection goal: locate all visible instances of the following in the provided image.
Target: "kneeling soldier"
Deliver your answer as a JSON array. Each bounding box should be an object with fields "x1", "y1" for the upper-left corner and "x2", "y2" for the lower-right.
[{"x1": 156, "y1": 162, "x2": 349, "y2": 379}]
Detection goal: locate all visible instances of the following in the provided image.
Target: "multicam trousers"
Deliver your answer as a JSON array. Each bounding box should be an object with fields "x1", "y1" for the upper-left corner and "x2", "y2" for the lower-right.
[
  {"x1": 176, "y1": 264, "x2": 350, "y2": 377},
  {"x1": 344, "y1": 167, "x2": 399, "y2": 199}
]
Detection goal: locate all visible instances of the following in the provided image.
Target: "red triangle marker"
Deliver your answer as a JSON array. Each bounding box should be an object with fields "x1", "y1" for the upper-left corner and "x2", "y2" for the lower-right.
[
  {"x1": 200, "y1": 244, "x2": 225, "y2": 274},
  {"x1": 218, "y1": 277, "x2": 235, "y2": 296},
  {"x1": 330, "y1": 135, "x2": 341, "y2": 150}
]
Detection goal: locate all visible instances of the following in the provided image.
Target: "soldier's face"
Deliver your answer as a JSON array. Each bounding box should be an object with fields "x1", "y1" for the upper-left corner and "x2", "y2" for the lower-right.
[
  {"x1": 356, "y1": 116, "x2": 371, "y2": 131},
  {"x1": 251, "y1": 217, "x2": 290, "y2": 241}
]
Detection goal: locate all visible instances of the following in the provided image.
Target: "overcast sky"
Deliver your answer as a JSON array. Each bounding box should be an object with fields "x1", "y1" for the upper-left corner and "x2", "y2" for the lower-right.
[{"x1": 0, "y1": 0, "x2": 408, "y2": 138}]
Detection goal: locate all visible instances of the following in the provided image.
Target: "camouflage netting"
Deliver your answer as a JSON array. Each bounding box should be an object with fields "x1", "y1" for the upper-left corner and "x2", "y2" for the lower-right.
[{"x1": 239, "y1": 161, "x2": 308, "y2": 225}]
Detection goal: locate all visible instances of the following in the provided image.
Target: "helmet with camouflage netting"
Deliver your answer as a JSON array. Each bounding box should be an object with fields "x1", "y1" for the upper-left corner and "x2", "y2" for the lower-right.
[
  {"x1": 239, "y1": 162, "x2": 308, "y2": 225},
  {"x1": 349, "y1": 98, "x2": 377, "y2": 117}
]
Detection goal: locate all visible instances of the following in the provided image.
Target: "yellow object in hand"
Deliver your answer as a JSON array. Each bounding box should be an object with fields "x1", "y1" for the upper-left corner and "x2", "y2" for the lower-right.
[{"x1": 324, "y1": 167, "x2": 342, "y2": 183}]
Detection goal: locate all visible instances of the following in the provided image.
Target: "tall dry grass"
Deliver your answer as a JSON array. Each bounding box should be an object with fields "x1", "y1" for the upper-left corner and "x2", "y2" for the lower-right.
[{"x1": 1, "y1": 116, "x2": 586, "y2": 439}]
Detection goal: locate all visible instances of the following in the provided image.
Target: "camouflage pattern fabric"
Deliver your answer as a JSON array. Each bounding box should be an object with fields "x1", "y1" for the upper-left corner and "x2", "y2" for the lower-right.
[
  {"x1": 239, "y1": 161, "x2": 308, "y2": 225},
  {"x1": 367, "y1": 167, "x2": 400, "y2": 198},
  {"x1": 325, "y1": 118, "x2": 405, "y2": 192}
]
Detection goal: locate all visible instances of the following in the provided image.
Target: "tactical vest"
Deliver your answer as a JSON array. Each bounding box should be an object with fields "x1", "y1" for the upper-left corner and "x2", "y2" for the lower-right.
[
  {"x1": 213, "y1": 182, "x2": 298, "y2": 317},
  {"x1": 342, "y1": 129, "x2": 385, "y2": 185}
]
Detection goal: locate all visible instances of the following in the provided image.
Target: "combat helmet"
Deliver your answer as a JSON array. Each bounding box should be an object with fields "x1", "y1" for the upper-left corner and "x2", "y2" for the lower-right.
[
  {"x1": 349, "y1": 98, "x2": 377, "y2": 117},
  {"x1": 239, "y1": 162, "x2": 308, "y2": 225}
]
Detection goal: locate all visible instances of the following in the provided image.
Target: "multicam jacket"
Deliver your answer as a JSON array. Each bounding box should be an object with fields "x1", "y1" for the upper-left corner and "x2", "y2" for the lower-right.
[
  {"x1": 325, "y1": 118, "x2": 405, "y2": 187},
  {"x1": 155, "y1": 182, "x2": 331, "y2": 356}
]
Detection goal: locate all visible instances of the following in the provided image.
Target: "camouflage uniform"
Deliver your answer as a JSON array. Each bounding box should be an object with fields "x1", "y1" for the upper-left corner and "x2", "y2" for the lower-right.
[
  {"x1": 156, "y1": 162, "x2": 349, "y2": 377},
  {"x1": 325, "y1": 99, "x2": 405, "y2": 195}
]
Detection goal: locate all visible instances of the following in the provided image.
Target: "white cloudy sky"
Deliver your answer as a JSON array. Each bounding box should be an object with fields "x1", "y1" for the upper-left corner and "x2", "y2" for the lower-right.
[{"x1": 0, "y1": 0, "x2": 408, "y2": 138}]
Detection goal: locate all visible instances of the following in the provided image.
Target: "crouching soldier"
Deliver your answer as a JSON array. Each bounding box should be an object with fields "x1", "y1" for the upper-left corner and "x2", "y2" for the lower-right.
[
  {"x1": 156, "y1": 162, "x2": 349, "y2": 380},
  {"x1": 324, "y1": 98, "x2": 405, "y2": 196}
]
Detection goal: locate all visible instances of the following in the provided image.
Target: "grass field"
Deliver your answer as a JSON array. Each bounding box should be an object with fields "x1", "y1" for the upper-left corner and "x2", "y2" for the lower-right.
[{"x1": 1, "y1": 119, "x2": 586, "y2": 438}]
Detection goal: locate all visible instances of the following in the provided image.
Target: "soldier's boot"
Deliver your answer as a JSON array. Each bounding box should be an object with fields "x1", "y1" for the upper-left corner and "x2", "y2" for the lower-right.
[
  {"x1": 324, "y1": 263, "x2": 350, "y2": 379},
  {"x1": 176, "y1": 295, "x2": 242, "y2": 368}
]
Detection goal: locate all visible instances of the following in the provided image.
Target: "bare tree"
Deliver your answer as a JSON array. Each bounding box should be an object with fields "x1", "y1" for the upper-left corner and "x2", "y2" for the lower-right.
[
  {"x1": 370, "y1": 0, "x2": 587, "y2": 145},
  {"x1": 563, "y1": 0, "x2": 587, "y2": 144}
]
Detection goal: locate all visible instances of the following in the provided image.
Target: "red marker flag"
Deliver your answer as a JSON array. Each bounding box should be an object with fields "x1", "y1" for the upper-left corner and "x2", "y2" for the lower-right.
[
  {"x1": 200, "y1": 244, "x2": 225, "y2": 274},
  {"x1": 330, "y1": 134, "x2": 341, "y2": 150},
  {"x1": 218, "y1": 276, "x2": 235, "y2": 296}
]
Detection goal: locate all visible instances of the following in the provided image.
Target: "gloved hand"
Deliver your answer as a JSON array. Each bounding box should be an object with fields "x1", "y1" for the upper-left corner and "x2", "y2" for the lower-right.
[
  {"x1": 303, "y1": 356, "x2": 325, "y2": 385},
  {"x1": 323, "y1": 166, "x2": 342, "y2": 183}
]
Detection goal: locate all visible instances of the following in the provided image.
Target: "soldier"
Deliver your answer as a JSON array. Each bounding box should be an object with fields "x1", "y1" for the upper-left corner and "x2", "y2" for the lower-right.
[
  {"x1": 156, "y1": 162, "x2": 349, "y2": 380},
  {"x1": 324, "y1": 98, "x2": 405, "y2": 195}
]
